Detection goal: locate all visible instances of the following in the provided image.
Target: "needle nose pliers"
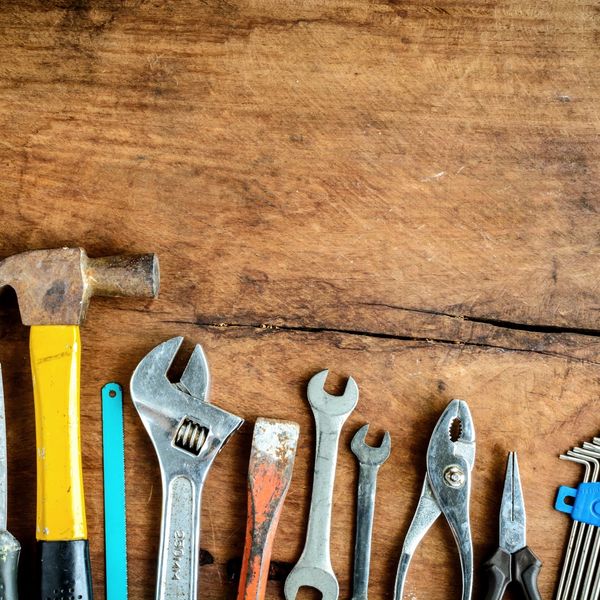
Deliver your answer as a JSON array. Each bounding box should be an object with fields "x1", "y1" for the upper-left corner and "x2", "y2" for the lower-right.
[{"x1": 483, "y1": 452, "x2": 542, "y2": 600}]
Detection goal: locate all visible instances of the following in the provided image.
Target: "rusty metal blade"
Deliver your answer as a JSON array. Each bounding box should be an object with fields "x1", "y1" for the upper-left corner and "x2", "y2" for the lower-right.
[{"x1": 237, "y1": 418, "x2": 300, "y2": 600}]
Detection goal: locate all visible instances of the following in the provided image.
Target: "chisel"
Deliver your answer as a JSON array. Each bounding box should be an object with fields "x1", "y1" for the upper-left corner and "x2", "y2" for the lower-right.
[{"x1": 238, "y1": 418, "x2": 299, "y2": 600}]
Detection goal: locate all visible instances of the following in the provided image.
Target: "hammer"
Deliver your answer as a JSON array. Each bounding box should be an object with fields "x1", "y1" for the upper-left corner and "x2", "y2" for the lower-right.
[{"x1": 0, "y1": 247, "x2": 159, "y2": 600}]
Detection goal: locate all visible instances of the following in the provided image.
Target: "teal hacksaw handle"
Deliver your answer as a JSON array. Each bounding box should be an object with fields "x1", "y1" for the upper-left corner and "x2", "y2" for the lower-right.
[{"x1": 102, "y1": 382, "x2": 128, "y2": 600}]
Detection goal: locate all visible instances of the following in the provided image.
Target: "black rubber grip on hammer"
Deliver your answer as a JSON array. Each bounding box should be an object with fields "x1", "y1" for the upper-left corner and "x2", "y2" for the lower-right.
[{"x1": 38, "y1": 540, "x2": 92, "y2": 600}]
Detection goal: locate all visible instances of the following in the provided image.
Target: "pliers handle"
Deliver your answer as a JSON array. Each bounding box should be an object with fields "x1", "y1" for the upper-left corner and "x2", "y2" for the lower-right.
[{"x1": 483, "y1": 546, "x2": 542, "y2": 600}]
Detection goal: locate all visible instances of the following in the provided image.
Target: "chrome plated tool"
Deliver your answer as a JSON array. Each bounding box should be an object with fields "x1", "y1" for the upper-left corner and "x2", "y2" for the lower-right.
[
  {"x1": 350, "y1": 424, "x2": 391, "y2": 600},
  {"x1": 483, "y1": 452, "x2": 542, "y2": 600},
  {"x1": 130, "y1": 337, "x2": 243, "y2": 600},
  {"x1": 237, "y1": 418, "x2": 299, "y2": 600},
  {"x1": 284, "y1": 369, "x2": 359, "y2": 600},
  {"x1": 0, "y1": 365, "x2": 19, "y2": 600},
  {"x1": 588, "y1": 440, "x2": 600, "y2": 600},
  {"x1": 556, "y1": 444, "x2": 600, "y2": 600},
  {"x1": 102, "y1": 382, "x2": 128, "y2": 600},
  {"x1": 393, "y1": 399, "x2": 475, "y2": 600}
]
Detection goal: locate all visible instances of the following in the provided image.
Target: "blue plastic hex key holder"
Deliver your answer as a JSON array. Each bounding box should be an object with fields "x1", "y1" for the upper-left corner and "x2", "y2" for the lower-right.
[
  {"x1": 102, "y1": 382, "x2": 128, "y2": 600},
  {"x1": 555, "y1": 483, "x2": 600, "y2": 527}
]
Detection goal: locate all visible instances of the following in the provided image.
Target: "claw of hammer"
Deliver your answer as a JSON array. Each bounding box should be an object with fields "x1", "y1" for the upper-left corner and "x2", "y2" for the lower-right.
[{"x1": 237, "y1": 418, "x2": 300, "y2": 600}]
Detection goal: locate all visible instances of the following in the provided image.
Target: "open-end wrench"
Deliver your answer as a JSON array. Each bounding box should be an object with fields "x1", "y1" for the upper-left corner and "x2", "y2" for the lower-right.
[
  {"x1": 130, "y1": 337, "x2": 243, "y2": 600},
  {"x1": 350, "y1": 424, "x2": 391, "y2": 600},
  {"x1": 284, "y1": 369, "x2": 359, "y2": 600}
]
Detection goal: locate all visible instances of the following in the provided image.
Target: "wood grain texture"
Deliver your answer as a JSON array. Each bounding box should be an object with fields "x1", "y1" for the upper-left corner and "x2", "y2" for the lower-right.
[{"x1": 0, "y1": 0, "x2": 598, "y2": 598}]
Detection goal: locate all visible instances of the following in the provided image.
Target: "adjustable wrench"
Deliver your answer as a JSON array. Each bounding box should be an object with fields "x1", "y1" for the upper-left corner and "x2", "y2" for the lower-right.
[
  {"x1": 350, "y1": 424, "x2": 391, "y2": 600},
  {"x1": 284, "y1": 369, "x2": 359, "y2": 600},
  {"x1": 130, "y1": 337, "x2": 243, "y2": 600}
]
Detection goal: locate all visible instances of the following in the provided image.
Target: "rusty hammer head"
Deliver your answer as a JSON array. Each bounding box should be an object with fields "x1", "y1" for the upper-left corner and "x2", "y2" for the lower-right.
[{"x1": 0, "y1": 247, "x2": 160, "y2": 325}]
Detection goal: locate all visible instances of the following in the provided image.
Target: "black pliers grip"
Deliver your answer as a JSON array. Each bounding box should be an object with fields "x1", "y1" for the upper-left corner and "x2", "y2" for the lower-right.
[{"x1": 483, "y1": 546, "x2": 542, "y2": 600}]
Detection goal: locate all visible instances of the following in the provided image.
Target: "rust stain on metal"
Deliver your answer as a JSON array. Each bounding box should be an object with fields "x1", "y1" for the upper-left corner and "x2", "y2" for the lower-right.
[
  {"x1": 237, "y1": 418, "x2": 299, "y2": 600},
  {"x1": 0, "y1": 247, "x2": 160, "y2": 325}
]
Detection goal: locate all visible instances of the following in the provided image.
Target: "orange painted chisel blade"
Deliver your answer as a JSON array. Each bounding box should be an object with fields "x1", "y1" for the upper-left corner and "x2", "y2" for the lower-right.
[{"x1": 237, "y1": 418, "x2": 300, "y2": 600}]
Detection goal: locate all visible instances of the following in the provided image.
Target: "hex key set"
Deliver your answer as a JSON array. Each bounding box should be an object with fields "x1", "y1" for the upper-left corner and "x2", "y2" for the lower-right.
[{"x1": 555, "y1": 437, "x2": 600, "y2": 600}]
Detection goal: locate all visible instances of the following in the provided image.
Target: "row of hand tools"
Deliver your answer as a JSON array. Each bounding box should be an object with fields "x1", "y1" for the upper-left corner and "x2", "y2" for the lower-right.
[
  {"x1": 0, "y1": 338, "x2": 542, "y2": 600},
  {"x1": 0, "y1": 246, "x2": 576, "y2": 599},
  {"x1": 128, "y1": 336, "x2": 544, "y2": 600}
]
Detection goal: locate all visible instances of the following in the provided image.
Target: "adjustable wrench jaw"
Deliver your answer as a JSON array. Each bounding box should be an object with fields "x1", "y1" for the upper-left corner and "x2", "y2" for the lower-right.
[
  {"x1": 130, "y1": 336, "x2": 207, "y2": 415},
  {"x1": 130, "y1": 336, "x2": 243, "y2": 480},
  {"x1": 133, "y1": 388, "x2": 242, "y2": 482}
]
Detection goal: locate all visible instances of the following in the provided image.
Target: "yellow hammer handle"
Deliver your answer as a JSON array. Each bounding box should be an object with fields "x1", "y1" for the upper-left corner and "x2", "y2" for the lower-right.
[{"x1": 30, "y1": 325, "x2": 87, "y2": 541}]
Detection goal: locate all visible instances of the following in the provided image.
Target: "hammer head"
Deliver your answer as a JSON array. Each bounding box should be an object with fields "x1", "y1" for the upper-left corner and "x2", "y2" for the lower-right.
[{"x1": 0, "y1": 247, "x2": 160, "y2": 325}]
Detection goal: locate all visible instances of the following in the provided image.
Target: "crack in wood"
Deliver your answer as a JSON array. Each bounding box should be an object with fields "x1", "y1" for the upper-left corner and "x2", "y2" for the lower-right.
[
  {"x1": 161, "y1": 318, "x2": 600, "y2": 366},
  {"x1": 358, "y1": 302, "x2": 600, "y2": 338}
]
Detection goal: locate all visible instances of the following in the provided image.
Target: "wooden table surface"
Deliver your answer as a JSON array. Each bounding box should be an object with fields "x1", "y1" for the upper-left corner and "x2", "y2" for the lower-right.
[{"x1": 0, "y1": 1, "x2": 599, "y2": 598}]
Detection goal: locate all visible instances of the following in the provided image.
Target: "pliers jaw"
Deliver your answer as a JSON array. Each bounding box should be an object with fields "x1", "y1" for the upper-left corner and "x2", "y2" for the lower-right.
[
  {"x1": 426, "y1": 399, "x2": 475, "y2": 600},
  {"x1": 427, "y1": 399, "x2": 476, "y2": 479},
  {"x1": 426, "y1": 400, "x2": 475, "y2": 514}
]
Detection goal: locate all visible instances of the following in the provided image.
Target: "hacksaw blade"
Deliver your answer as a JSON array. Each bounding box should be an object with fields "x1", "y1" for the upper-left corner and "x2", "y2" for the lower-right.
[{"x1": 102, "y1": 382, "x2": 128, "y2": 600}]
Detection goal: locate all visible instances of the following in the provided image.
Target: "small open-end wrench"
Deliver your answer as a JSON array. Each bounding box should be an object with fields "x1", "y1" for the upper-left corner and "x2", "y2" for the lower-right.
[
  {"x1": 284, "y1": 369, "x2": 359, "y2": 600},
  {"x1": 350, "y1": 424, "x2": 391, "y2": 600},
  {"x1": 130, "y1": 337, "x2": 243, "y2": 600}
]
